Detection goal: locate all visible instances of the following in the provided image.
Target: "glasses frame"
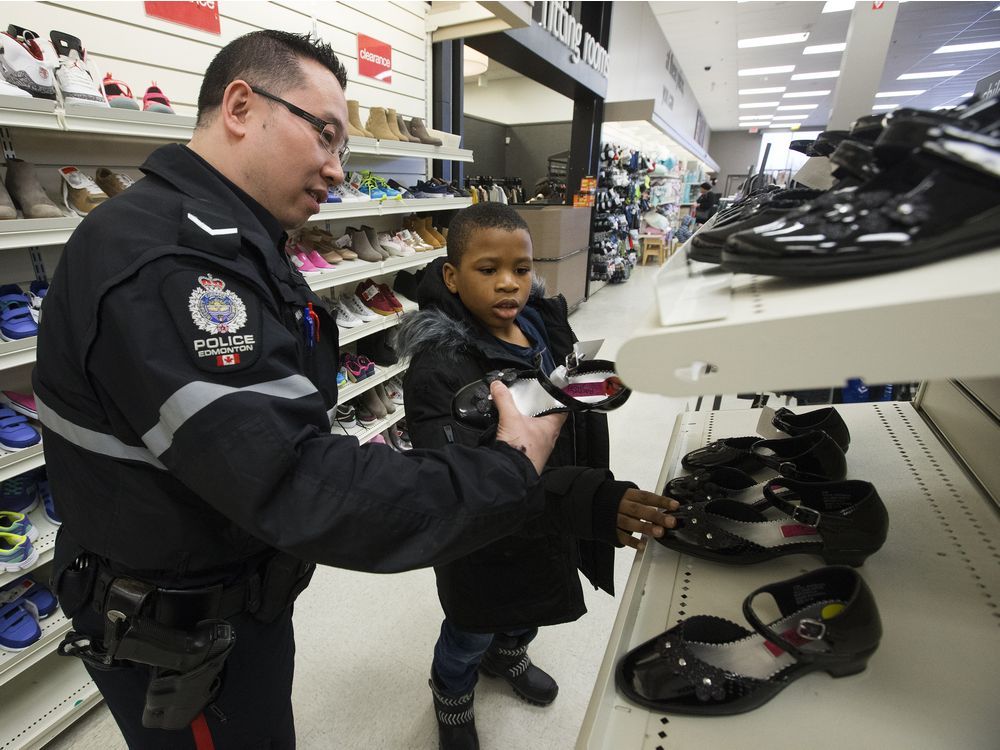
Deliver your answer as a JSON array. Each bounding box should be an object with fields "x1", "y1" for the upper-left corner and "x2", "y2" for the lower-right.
[{"x1": 250, "y1": 85, "x2": 350, "y2": 165}]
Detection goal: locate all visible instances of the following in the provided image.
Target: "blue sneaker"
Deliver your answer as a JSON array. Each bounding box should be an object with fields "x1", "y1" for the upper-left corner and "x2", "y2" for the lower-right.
[
  {"x1": 0, "y1": 285, "x2": 38, "y2": 341},
  {"x1": 38, "y1": 478, "x2": 58, "y2": 526},
  {"x1": 350, "y1": 172, "x2": 386, "y2": 200},
  {"x1": 0, "y1": 407, "x2": 40, "y2": 450},
  {"x1": 326, "y1": 188, "x2": 342, "y2": 203},
  {"x1": 0, "y1": 511, "x2": 37, "y2": 542},
  {"x1": 0, "y1": 598, "x2": 41, "y2": 649},
  {"x1": 360, "y1": 171, "x2": 402, "y2": 200},
  {"x1": 0, "y1": 575, "x2": 57, "y2": 618},
  {"x1": 0, "y1": 474, "x2": 38, "y2": 514},
  {"x1": 0, "y1": 532, "x2": 36, "y2": 572}
]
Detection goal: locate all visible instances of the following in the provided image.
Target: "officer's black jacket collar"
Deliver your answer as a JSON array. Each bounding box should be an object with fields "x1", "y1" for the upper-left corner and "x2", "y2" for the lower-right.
[{"x1": 140, "y1": 144, "x2": 289, "y2": 272}]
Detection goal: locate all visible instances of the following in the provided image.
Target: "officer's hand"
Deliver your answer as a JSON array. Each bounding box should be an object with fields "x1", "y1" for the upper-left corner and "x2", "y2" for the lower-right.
[
  {"x1": 492, "y1": 380, "x2": 566, "y2": 475},
  {"x1": 617, "y1": 489, "x2": 680, "y2": 551}
]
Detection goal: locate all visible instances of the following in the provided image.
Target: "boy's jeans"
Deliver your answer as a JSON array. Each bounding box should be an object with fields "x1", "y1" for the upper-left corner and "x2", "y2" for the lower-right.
[{"x1": 432, "y1": 618, "x2": 537, "y2": 696}]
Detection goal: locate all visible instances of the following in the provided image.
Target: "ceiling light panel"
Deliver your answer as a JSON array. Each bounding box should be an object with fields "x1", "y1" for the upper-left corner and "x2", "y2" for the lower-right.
[
  {"x1": 738, "y1": 65, "x2": 796, "y2": 77},
  {"x1": 934, "y1": 40, "x2": 1000, "y2": 54},
  {"x1": 822, "y1": 1, "x2": 856, "y2": 12},
  {"x1": 738, "y1": 87, "x2": 786, "y2": 95},
  {"x1": 897, "y1": 70, "x2": 963, "y2": 80},
  {"x1": 803, "y1": 43, "x2": 846, "y2": 55},
  {"x1": 783, "y1": 90, "x2": 831, "y2": 98},
  {"x1": 738, "y1": 32, "x2": 810, "y2": 49},
  {"x1": 872, "y1": 104, "x2": 898, "y2": 110},
  {"x1": 777, "y1": 104, "x2": 818, "y2": 110},
  {"x1": 773, "y1": 115, "x2": 809, "y2": 120},
  {"x1": 739, "y1": 114, "x2": 774, "y2": 120},
  {"x1": 875, "y1": 90, "x2": 925, "y2": 98},
  {"x1": 768, "y1": 124, "x2": 800, "y2": 128},
  {"x1": 739, "y1": 102, "x2": 780, "y2": 108},
  {"x1": 791, "y1": 70, "x2": 840, "y2": 80}
]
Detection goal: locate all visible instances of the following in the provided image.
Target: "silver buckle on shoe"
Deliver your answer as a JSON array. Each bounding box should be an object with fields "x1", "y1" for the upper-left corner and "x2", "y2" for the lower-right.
[
  {"x1": 792, "y1": 505, "x2": 822, "y2": 527},
  {"x1": 797, "y1": 618, "x2": 826, "y2": 640}
]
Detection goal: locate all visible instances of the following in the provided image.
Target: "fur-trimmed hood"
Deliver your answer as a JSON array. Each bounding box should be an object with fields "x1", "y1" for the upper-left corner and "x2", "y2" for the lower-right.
[{"x1": 394, "y1": 257, "x2": 548, "y2": 363}]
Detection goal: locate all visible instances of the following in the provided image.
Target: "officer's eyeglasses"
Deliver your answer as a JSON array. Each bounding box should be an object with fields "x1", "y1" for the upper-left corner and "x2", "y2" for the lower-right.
[{"x1": 250, "y1": 86, "x2": 350, "y2": 166}]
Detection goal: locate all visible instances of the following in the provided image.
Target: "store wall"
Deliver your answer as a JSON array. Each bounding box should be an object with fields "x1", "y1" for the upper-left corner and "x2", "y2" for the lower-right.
[
  {"x1": 12, "y1": 1, "x2": 430, "y2": 121},
  {"x1": 463, "y1": 116, "x2": 507, "y2": 178},
  {"x1": 463, "y1": 76, "x2": 574, "y2": 124},
  {"x1": 506, "y1": 122, "x2": 572, "y2": 197},
  {"x1": 709, "y1": 130, "x2": 764, "y2": 197},
  {"x1": 605, "y1": 1, "x2": 708, "y2": 150}
]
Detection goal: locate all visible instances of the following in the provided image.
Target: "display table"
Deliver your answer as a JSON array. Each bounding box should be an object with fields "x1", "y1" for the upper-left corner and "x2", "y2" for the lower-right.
[{"x1": 577, "y1": 402, "x2": 1000, "y2": 749}]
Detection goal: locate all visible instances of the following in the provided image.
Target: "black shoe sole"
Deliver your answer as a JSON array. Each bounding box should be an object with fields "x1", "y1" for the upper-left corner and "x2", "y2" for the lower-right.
[
  {"x1": 479, "y1": 665, "x2": 558, "y2": 706},
  {"x1": 721, "y1": 204, "x2": 1000, "y2": 278}
]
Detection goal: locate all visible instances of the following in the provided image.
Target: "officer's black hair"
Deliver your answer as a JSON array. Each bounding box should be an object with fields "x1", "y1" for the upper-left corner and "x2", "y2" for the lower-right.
[
  {"x1": 196, "y1": 30, "x2": 348, "y2": 127},
  {"x1": 700, "y1": 181, "x2": 712, "y2": 191},
  {"x1": 446, "y1": 203, "x2": 530, "y2": 267}
]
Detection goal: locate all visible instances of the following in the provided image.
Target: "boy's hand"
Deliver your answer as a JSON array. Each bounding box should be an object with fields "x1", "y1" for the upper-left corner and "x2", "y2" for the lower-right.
[
  {"x1": 492, "y1": 380, "x2": 566, "y2": 475},
  {"x1": 617, "y1": 489, "x2": 680, "y2": 551}
]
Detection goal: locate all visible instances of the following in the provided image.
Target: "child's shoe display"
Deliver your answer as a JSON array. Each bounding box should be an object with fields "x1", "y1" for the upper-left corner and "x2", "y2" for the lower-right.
[
  {"x1": 0, "y1": 405, "x2": 40, "y2": 449},
  {"x1": 0, "y1": 474, "x2": 37, "y2": 514},
  {"x1": 340, "y1": 292, "x2": 379, "y2": 322},
  {"x1": 39, "y1": 475, "x2": 58, "y2": 526},
  {"x1": 0, "y1": 596, "x2": 41, "y2": 649},
  {"x1": 101, "y1": 72, "x2": 138, "y2": 109},
  {"x1": 356, "y1": 280, "x2": 396, "y2": 316},
  {"x1": 142, "y1": 82, "x2": 174, "y2": 113},
  {"x1": 361, "y1": 388, "x2": 388, "y2": 420},
  {"x1": 331, "y1": 299, "x2": 363, "y2": 329},
  {"x1": 0, "y1": 575, "x2": 57, "y2": 618},
  {"x1": 49, "y1": 31, "x2": 107, "y2": 107},
  {"x1": 0, "y1": 391, "x2": 36, "y2": 419},
  {"x1": 374, "y1": 383, "x2": 396, "y2": 414},
  {"x1": 334, "y1": 403, "x2": 357, "y2": 430},
  {"x1": 0, "y1": 510, "x2": 37, "y2": 542},
  {"x1": 383, "y1": 377, "x2": 405, "y2": 406},
  {"x1": 59, "y1": 166, "x2": 109, "y2": 216}
]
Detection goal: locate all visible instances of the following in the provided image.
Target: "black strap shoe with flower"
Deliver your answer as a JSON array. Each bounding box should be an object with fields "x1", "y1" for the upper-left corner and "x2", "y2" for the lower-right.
[
  {"x1": 681, "y1": 431, "x2": 846, "y2": 482},
  {"x1": 771, "y1": 406, "x2": 850, "y2": 452},
  {"x1": 452, "y1": 360, "x2": 631, "y2": 429},
  {"x1": 615, "y1": 566, "x2": 882, "y2": 716},
  {"x1": 664, "y1": 466, "x2": 760, "y2": 504},
  {"x1": 656, "y1": 478, "x2": 889, "y2": 566}
]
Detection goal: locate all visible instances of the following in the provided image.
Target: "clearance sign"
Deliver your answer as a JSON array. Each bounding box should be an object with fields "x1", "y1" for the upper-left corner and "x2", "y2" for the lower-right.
[
  {"x1": 358, "y1": 34, "x2": 392, "y2": 84},
  {"x1": 145, "y1": 1, "x2": 221, "y2": 34}
]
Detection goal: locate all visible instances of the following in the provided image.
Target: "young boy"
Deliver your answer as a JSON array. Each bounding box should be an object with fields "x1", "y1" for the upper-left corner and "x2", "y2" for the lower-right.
[{"x1": 396, "y1": 203, "x2": 678, "y2": 750}]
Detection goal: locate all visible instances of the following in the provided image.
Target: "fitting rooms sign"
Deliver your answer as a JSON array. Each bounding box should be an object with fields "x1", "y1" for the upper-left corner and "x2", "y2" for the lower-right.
[{"x1": 534, "y1": 1, "x2": 609, "y2": 77}]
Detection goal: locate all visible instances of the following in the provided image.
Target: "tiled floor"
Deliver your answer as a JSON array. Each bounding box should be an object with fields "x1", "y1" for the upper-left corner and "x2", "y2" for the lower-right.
[{"x1": 46, "y1": 263, "x2": 686, "y2": 750}]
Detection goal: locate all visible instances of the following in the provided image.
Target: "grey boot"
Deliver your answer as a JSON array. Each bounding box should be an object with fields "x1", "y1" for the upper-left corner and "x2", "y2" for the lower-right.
[
  {"x1": 5, "y1": 160, "x2": 63, "y2": 218},
  {"x1": 407, "y1": 117, "x2": 443, "y2": 146},
  {"x1": 429, "y1": 676, "x2": 479, "y2": 750},
  {"x1": 480, "y1": 634, "x2": 558, "y2": 706},
  {"x1": 348, "y1": 227, "x2": 384, "y2": 263},
  {"x1": 396, "y1": 113, "x2": 421, "y2": 143}
]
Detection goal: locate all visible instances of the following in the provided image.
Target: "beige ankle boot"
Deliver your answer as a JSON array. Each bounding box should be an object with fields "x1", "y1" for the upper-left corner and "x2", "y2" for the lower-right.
[
  {"x1": 348, "y1": 100, "x2": 375, "y2": 138},
  {"x1": 366, "y1": 107, "x2": 398, "y2": 141},
  {"x1": 5, "y1": 160, "x2": 63, "y2": 218}
]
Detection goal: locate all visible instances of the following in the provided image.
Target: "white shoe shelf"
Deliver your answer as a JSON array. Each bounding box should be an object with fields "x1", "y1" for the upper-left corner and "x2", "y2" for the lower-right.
[
  {"x1": 0, "y1": 610, "x2": 71, "y2": 690},
  {"x1": 333, "y1": 406, "x2": 407, "y2": 445},
  {"x1": 578, "y1": 402, "x2": 1000, "y2": 750},
  {"x1": 617, "y1": 242, "x2": 1000, "y2": 398},
  {"x1": 337, "y1": 361, "x2": 409, "y2": 405},
  {"x1": 0, "y1": 96, "x2": 474, "y2": 163},
  {"x1": 304, "y1": 197, "x2": 469, "y2": 224},
  {"x1": 0, "y1": 444, "x2": 44, "y2": 483},
  {"x1": 0, "y1": 337, "x2": 38, "y2": 373},
  {"x1": 0, "y1": 648, "x2": 100, "y2": 750},
  {"x1": 0, "y1": 509, "x2": 59, "y2": 591}
]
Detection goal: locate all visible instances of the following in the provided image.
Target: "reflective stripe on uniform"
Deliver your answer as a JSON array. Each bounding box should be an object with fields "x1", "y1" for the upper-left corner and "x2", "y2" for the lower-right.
[
  {"x1": 36, "y1": 395, "x2": 167, "y2": 469},
  {"x1": 142, "y1": 374, "x2": 318, "y2": 457}
]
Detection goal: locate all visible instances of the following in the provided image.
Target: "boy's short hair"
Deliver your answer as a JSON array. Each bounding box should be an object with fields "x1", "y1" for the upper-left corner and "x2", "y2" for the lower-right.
[
  {"x1": 446, "y1": 202, "x2": 530, "y2": 266},
  {"x1": 197, "y1": 30, "x2": 348, "y2": 128}
]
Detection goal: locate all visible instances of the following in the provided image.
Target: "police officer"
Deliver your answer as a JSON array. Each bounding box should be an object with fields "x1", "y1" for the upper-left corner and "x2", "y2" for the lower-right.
[{"x1": 33, "y1": 30, "x2": 566, "y2": 749}]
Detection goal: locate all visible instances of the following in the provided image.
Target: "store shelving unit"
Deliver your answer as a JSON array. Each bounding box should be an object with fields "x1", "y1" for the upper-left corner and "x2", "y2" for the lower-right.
[
  {"x1": 0, "y1": 611, "x2": 71, "y2": 688},
  {"x1": 333, "y1": 406, "x2": 407, "y2": 445},
  {"x1": 0, "y1": 338, "x2": 37, "y2": 374},
  {"x1": 305, "y1": 249, "x2": 445, "y2": 294},
  {"x1": 578, "y1": 402, "x2": 1000, "y2": 749},
  {"x1": 0, "y1": 218, "x2": 81, "y2": 251},
  {"x1": 0, "y1": 651, "x2": 101, "y2": 750},
  {"x1": 337, "y1": 362, "x2": 408, "y2": 405},
  {"x1": 617, "y1": 243, "x2": 1000, "y2": 398},
  {"x1": 0, "y1": 445, "x2": 45, "y2": 484},
  {"x1": 338, "y1": 295, "x2": 417, "y2": 346}
]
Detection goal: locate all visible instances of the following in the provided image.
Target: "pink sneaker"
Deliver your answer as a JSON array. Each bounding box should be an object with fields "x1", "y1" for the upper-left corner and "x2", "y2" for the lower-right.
[
  {"x1": 307, "y1": 250, "x2": 336, "y2": 269},
  {"x1": 142, "y1": 82, "x2": 174, "y2": 113},
  {"x1": 290, "y1": 251, "x2": 321, "y2": 274},
  {"x1": 0, "y1": 391, "x2": 36, "y2": 419}
]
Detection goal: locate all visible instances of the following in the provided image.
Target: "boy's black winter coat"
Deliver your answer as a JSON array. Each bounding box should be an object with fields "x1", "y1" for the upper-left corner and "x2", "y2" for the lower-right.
[{"x1": 396, "y1": 259, "x2": 631, "y2": 633}]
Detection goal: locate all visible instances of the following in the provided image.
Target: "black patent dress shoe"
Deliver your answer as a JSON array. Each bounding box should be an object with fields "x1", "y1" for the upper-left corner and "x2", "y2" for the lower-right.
[
  {"x1": 771, "y1": 406, "x2": 850, "y2": 452},
  {"x1": 480, "y1": 635, "x2": 559, "y2": 706},
  {"x1": 616, "y1": 566, "x2": 882, "y2": 716},
  {"x1": 681, "y1": 431, "x2": 847, "y2": 482},
  {"x1": 656, "y1": 478, "x2": 889, "y2": 567}
]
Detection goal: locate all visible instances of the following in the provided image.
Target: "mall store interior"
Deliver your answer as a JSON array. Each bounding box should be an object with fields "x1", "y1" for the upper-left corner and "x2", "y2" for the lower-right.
[{"x1": 0, "y1": 1, "x2": 996, "y2": 748}]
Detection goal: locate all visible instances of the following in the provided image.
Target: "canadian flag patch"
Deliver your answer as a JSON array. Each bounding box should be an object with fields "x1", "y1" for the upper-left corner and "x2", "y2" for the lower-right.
[{"x1": 217, "y1": 353, "x2": 241, "y2": 367}]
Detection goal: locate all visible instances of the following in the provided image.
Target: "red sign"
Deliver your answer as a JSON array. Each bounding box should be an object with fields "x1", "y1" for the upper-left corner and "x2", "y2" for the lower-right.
[
  {"x1": 357, "y1": 34, "x2": 392, "y2": 84},
  {"x1": 872, "y1": 1, "x2": 885, "y2": 8},
  {"x1": 145, "y1": 2, "x2": 221, "y2": 35}
]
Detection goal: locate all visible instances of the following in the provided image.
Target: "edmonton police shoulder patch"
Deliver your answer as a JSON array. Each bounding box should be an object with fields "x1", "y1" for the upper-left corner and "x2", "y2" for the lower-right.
[{"x1": 162, "y1": 269, "x2": 262, "y2": 373}]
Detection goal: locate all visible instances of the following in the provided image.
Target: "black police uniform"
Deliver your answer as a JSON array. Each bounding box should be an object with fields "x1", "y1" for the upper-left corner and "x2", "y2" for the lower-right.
[{"x1": 33, "y1": 144, "x2": 544, "y2": 749}]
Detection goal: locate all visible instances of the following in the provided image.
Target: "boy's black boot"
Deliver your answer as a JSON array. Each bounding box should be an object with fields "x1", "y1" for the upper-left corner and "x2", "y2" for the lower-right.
[
  {"x1": 429, "y1": 676, "x2": 479, "y2": 750},
  {"x1": 480, "y1": 634, "x2": 559, "y2": 706}
]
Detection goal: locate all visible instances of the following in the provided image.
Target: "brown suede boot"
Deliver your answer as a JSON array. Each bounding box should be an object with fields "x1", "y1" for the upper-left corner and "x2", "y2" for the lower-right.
[
  {"x1": 415, "y1": 217, "x2": 443, "y2": 249},
  {"x1": 347, "y1": 100, "x2": 375, "y2": 138},
  {"x1": 407, "y1": 117, "x2": 443, "y2": 146},
  {"x1": 385, "y1": 108, "x2": 406, "y2": 140},
  {"x1": 423, "y1": 217, "x2": 447, "y2": 246},
  {"x1": 395, "y1": 113, "x2": 421, "y2": 143},
  {"x1": 366, "y1": 107, "x2": 398, "y2": 141}
]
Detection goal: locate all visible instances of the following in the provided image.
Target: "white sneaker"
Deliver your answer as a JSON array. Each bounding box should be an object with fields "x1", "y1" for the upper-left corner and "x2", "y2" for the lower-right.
[
  {"x1": 393, "y1": 233, "x2": 418, "y2": 256},
  {"x1": 340, "y1": 292, "x2": 379, "y2": 322},
  {"x1": 384, "y1": 377, "x2": 405, "y2": 405},
  {"x1": 340, "y1": 180, "x2": 372, "y2": 202},
  {"x1": 378, "y1": 233, "x2": 413, "y2": 257},
  {"x1": 331, "y1": 299, "x2": 364, "y2": 329},
  {"x1": 0, "y1": 26, "x2": 55, "y2": 99},
  {"x1": 331, "y1": 185, "x2": 361, "y2": 203},
  {"x1": 49, "y1": 31, "x2": 107, "y2": 107}
]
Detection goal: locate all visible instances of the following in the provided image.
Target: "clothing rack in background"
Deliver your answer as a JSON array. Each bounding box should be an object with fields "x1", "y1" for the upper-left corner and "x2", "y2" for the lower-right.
[{"x1": 465, "y1": 176, "x2": 526, "y2": 205}]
